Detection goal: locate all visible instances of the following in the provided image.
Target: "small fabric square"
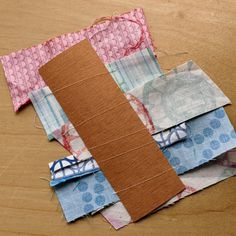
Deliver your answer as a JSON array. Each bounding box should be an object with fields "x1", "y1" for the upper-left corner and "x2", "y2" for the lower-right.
[
  {"x1": 50, "y1": 158, "x2": 99, "y2": 187},
  {"x1": 52, "y1": 122, "x2": 92, "y2": 160},
  {"x1": 162, "y1": 108, "x2": 236, "y2": 174},
  {"x1": 55, "y1": 171, "x2": 119, "y2": 222}
]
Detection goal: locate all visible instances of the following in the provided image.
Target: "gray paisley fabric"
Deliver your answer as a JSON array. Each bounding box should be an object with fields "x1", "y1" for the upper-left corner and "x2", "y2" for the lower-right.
[{"x1": 128, "y1": 60, "x2": 231, "y2": 132}]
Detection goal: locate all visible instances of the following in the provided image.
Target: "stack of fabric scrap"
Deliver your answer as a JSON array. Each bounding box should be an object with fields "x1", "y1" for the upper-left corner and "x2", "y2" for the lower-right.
[{"x1": 1, "y1": 8, "x2": 236, "y2": 230}]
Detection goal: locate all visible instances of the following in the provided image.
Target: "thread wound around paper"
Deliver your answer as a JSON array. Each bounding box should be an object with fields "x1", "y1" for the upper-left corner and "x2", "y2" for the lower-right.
[{"x1": 39, "y1": 39, "x2": 185, "y2": 221}]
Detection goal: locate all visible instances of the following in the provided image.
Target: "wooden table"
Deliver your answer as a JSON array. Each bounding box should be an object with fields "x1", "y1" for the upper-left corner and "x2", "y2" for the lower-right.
[{"x1": 0, "y1": 1, "x2": 235, "y2": 235}]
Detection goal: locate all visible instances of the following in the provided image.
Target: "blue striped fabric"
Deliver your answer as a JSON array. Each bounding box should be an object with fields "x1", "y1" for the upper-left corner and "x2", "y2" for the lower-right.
[
  {"x1": 106, "y1": 48, "x2": 162, "y2": 92},
  {"x1": 29, "y1": 86, "x2": 68, "y2": 140}
]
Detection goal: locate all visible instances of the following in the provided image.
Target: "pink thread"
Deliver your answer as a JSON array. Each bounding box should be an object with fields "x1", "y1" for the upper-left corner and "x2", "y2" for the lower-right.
[
  {"x1": 126, "y1": 93, "x2": 155, "y2": 134},
  {"x1": 89, "y1": 16, "x2": 145, "y2": 58}
]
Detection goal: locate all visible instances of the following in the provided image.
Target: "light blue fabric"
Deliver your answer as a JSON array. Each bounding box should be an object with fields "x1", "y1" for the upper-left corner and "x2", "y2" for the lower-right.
[
  {"x1": 162, "y1": 108, "x2": 236, "y2": 174},
  {"x1": 29, "y1": 86, "x2": 68, "y2": 140},
  {"x1": 106, "y1": 48, "x2": 162, "y2": 92},
  {"x1": 55, "y1": 171, "x2": 119, "y2": 222}
]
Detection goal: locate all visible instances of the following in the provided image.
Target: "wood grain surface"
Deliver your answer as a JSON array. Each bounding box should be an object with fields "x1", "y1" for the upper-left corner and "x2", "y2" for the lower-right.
[{"x1": 0, "y1": 0, "x2": 235, "y2": 235}]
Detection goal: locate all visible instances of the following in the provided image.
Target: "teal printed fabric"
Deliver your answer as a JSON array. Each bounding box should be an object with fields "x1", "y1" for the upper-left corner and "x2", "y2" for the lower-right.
[
  {"x1": 128, "y1": 60, "x2": 231, "y2": 133},
  {"x1": 106, "y1": 48, "x2": 162, "y2": 92},
  {"x1": 162, "y1": 108, "x2": 236, "y2": 174},
  {"x1": 54, "y1": 171, "x2": 119, "y2": 222},
  {"x1": 29, "y1": 87, "x2": 68, "y2": 140}
]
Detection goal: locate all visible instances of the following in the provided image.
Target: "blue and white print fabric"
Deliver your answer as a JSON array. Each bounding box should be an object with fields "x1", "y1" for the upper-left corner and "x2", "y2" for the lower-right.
[
  {"x1": 162, "y1": 108, "x2": 236, "y2": 174},
  {"x1": 49, "y1": 155, "x2": 78, "y2": 172},
  {"x1": 152, "y1": 123, "x2": 187, "y2": 148},
  {"x1": 29, "y1": 86, "x2": 68, "y2": 140},
  {"x1": 55, "y1": 171, "x2": 119, "y2": 222},
  {"x1": 50, "y1": 158, "x2": 100, "y2": 187}
]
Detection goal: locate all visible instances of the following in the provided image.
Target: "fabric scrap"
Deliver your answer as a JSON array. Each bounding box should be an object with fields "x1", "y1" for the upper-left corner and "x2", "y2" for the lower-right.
[
  {"x1": 0, "y1": 8, "x2": 154, "y2": 112},
  {"x1": 106, "y1": 48, "x2": 162, "y2": 92},
  {"x1": 152, "y1": 123, "x2": 187, "y2": 148},
  {"x1": 54, "y1": 171, "x2": 119, "y2": 222},
  {"x1": 29, "y1": 86, "x2": 68, "y2": 140},
  {"x1": 52, "y1": 122, "x2": 92, "y2": 160},
  {"x1": 162, "y1": 108, "x2": 236, "y2": 174},
  {"x1": 102, "y1": 202, "x2": 131, "y2": 229},
  {"x1": 51, "y1": 116, "x2": 236, "y2": 226},
  {"x1": 128, "y1": 61, "x2": 231, "y2": 133},
  {"x1": 50, "y1": 158, "x2": 99, "y2": 187},
  {"x1": 49, "y1": 155, "x2": 78, "y2": 172}
]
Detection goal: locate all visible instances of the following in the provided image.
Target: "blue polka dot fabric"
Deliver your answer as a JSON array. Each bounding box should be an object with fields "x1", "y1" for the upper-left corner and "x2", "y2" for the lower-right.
[
  {"x1": 54, "y1": 171, "x2": 119, "y2": 222},
  {"x1": 162, "y1": 108, "x2": 236, "y2": 174}
]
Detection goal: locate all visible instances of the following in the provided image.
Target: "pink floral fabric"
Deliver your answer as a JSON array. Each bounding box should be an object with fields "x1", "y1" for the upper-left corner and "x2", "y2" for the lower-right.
[
  {"x1": 0, "y1": 8, "x2": 155, "y2": 112},
  {"x1": 52, "y1": 122, "x2": 91, "y2": 161}
]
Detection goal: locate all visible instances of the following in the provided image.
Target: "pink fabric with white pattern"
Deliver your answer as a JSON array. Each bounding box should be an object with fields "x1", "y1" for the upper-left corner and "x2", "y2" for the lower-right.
[{"x1": 0, "y1": 8, "x2": 155, "y2": 112}]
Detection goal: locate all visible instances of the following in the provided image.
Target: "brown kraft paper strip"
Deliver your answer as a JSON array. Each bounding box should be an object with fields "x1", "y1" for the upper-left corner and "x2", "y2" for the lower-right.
[{"x1": 39, "y1": 40, "x2": 185, "y2": 222}]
